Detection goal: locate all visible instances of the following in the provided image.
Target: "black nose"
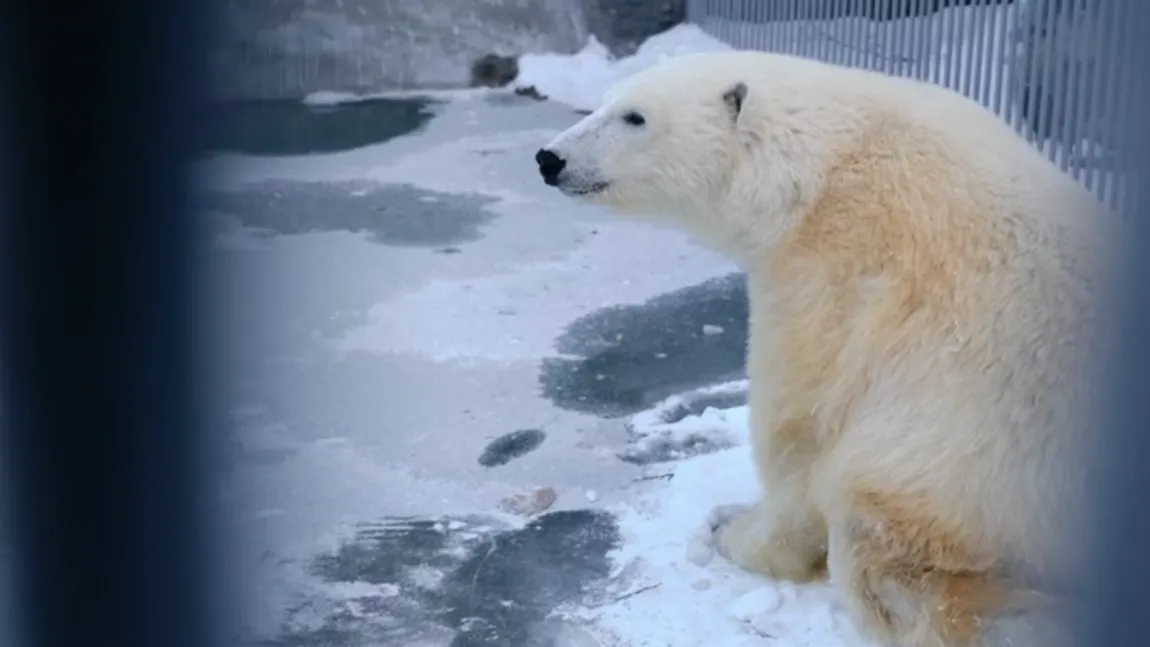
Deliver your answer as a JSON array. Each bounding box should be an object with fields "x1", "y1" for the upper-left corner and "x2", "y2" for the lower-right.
[{"x1": 535, "y1": 148, "x2": 566, "y2": 186}]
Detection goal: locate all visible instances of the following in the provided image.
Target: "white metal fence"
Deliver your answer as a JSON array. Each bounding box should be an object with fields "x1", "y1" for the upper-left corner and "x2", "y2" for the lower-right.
[{"x1": 685, "y1": 0, "x2": 1141, "y2": 208}]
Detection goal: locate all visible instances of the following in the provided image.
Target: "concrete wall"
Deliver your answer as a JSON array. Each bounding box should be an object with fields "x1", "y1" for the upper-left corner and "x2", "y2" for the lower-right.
[{"x1": 209, "y1": 0, "x2": 685, "y2": 101}]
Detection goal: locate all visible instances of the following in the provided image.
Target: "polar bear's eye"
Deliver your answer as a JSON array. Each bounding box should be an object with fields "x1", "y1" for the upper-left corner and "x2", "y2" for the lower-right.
[{"x1": 622, "y1": 111, "x2": 646, "y2": 127}]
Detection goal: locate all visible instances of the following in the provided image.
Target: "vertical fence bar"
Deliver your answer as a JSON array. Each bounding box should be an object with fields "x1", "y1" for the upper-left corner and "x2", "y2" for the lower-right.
[
  {"x1": 1056, "y1": 0, "x2": 1086, "y2": 177},
  {"x1": 910, "y1": 0, "x2": 922, "y2": 78},
  {"x1": 815, "y1": 0, "x2": 829, "y2": 65},
  {"x1": 940, "y1": 0, "x2": 958, "y2": 90},
  {"x1": 827, "y1": 0, "x2": 841, "y2": 65},
  {"x1": 1072, "y1": 0, "x2": 1095, "y2": 192},
  {"x1": 741, "y1": 0, "x2": 751, "y2": 50},
  {"x1": 1099, "y1": 0, "x2": 1120, "y2": 197},
  {"x1": 888, "y1": 0, "x2": 906, "y2": 76},
  {"x1": 844, "y1": 0, "x2": 858, "y2": 68},
  {"x1": 928, "y1": 0, "x2": 944, "y2": 84},
  {"x1": 990, "y1": 0, "x2": 1013, "y2": 122},
  {"x1": 933, "y1": 3, "x2": 943, "y2": 85},
  {"x1": 783, "y1": 0, "x2": 795, "y2": 55},
  {"x1": 765, "y1": 0, "x2": 773, "y2": 50},
  {"x1": 979, "y1": 0, "x2": 1001, "y2": 112},
  {"x1": 739, "y1": 0, "x2": 748, "y2": 49},
  {"x1": 1120, "y1": 0, "x2": 1140, "y2": 209},
  {"x1": 862, "y1": 0, "x2": 874, "y2": 69},
  {"x1": 1014, "y1": 1, "x2": 1038, "y2": 144},
  {"x1": 979, "y1": 0, "x2": 996, "y2": 108},
  {"x1": 1000, "y1": 1, "x2": 1017, "y2": 132},
  {"x1": 1095, "y1": 0, "x2": 1127, "y2": 207},
  {"x1": 1080, "y1": 0, "x2": 1113, "y2": 195},
  {"x1": 798, "y1": 0, "x2": 814, "y2": 59},
  {"x1": 940, "y1": 2, "x2": 954, "y2": 90},
  {"x1": 846, "y1": 0, "x2": 858, "y2": 67},
  {"x1": 960, "y1": 0, "x2": 980, "y2": 102},
  {"x1": 1051, "y1": 1, "x2": 1074, "y2": 174},
  {"x1": 715, "y1": 0, "x2": 725, "y2": 44},
  {"x1": 1036, "y1": 0, "x2": 1062, "y2": 163},
  {"x1": 843, "y1": 0, "x2": 855, "y2": 66},
  {"x1": 685, "y1": 0, "x2": 704, "y2": 25}
]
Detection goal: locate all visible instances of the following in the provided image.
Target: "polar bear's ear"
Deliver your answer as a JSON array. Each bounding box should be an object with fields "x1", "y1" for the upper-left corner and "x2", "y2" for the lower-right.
[{"x1": 722, "y1": 82, "x2": 748, "y2": 122}]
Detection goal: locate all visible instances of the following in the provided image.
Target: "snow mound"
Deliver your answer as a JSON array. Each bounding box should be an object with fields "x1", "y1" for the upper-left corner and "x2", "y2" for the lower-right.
[
  {"x1": 583, "y1": 393, "x2": 879, "y2": 647},
  {"x1": 513, "y1": 25, "x2": 733, "y2": 112}
]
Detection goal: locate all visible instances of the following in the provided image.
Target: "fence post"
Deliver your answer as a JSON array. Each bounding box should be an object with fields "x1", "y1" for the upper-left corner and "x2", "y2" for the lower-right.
[{"x1": 686, "y1": 0, "x2": 708, "y2": 25}]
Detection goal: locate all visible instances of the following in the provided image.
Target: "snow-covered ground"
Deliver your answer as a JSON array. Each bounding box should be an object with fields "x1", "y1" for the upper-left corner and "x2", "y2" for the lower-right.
[
  {"x1": 568, "y1": 385, "x2": 877, "y2": 647},
  {"x1": 207, "y1": 8, "x2": 1124, "y2": 647}
]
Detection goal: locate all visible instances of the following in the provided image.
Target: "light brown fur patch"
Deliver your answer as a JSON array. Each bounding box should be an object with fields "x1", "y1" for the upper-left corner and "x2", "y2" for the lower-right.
[
  {"x1": 843, "y1": 488, "x2": 1059, "y2": 647},
  {"x1": 767, "y1": 109, "x2": 1010, "y2": 445}
]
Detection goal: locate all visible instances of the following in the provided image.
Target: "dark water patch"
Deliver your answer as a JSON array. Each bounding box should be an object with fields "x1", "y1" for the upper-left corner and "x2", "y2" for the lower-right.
[
  {"x1": 539, "y1": 273, "x2": 749, "y2": 418},
  {"x1": 207, "y1": 97, "x2": 439, "y2": 156},
  {"x1": 200, "y1": 180, "x2": 500, "y2": 247},
  {"x1": 261, "y1": 510, "x2": 620, "y2": 647},
  {"x1": 478, "y1": 429, "x2": 547, "y2": 468}
]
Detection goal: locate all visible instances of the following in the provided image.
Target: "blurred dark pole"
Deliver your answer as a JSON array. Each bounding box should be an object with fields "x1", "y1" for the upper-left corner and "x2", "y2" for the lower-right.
[
  {"x1": 1082, "y1": 1, "x2": 1150, "y2": 646},
  {"x1": 0, "y1": 0, "x2": 222, "y2": 646}
]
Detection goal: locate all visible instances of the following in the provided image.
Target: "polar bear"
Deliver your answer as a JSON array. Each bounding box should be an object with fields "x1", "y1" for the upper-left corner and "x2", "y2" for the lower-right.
[{"x1": 535, "y1": 51, "x2": 1113, "y2": 647}]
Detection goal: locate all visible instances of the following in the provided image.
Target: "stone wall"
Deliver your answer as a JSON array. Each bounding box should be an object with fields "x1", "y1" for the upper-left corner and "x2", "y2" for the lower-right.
[{"x1": 209, "y1": 0, "x2": 686, "y2": 101}]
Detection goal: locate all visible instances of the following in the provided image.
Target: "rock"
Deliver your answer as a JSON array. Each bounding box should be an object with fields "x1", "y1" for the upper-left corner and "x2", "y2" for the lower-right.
[
  {"x1": 513, "y1": 85, "x2": 548, "y2": 101},
  {"x1": 470, "y1": 53, "x2": 519, "y2": 88},
  {"x1": 581, "y1": 0, "x2": 687, "y2": 58},
  {"x1": 499, "y1": 486, "x2": 558, "y2": 516}
]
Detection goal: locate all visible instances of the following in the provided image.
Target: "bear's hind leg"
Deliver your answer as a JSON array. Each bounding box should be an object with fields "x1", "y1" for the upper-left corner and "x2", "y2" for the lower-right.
[{"x1": 827, "y1": 489, "x2": 1061, "y2": 647}]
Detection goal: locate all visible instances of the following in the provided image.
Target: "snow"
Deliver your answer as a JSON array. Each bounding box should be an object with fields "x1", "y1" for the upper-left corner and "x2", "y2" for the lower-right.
[
  {"x1": 299, "y1": 86, "x2": 498, "y2": 106},
  {"x1": 514, "y1": 27, "x2": 735, "y2": 112},
  {"x1": 300, "y1": 90, "x2": 367, "y2": 107}
]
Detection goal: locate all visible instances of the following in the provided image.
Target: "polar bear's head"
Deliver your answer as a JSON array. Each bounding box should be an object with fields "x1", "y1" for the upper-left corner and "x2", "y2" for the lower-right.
[
  {"x1": 534, "y1": 55, "x2": 751, "y2": 223},
  {"x1": 535, "y1": 51, "x2": 871, "y2": 255}
]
